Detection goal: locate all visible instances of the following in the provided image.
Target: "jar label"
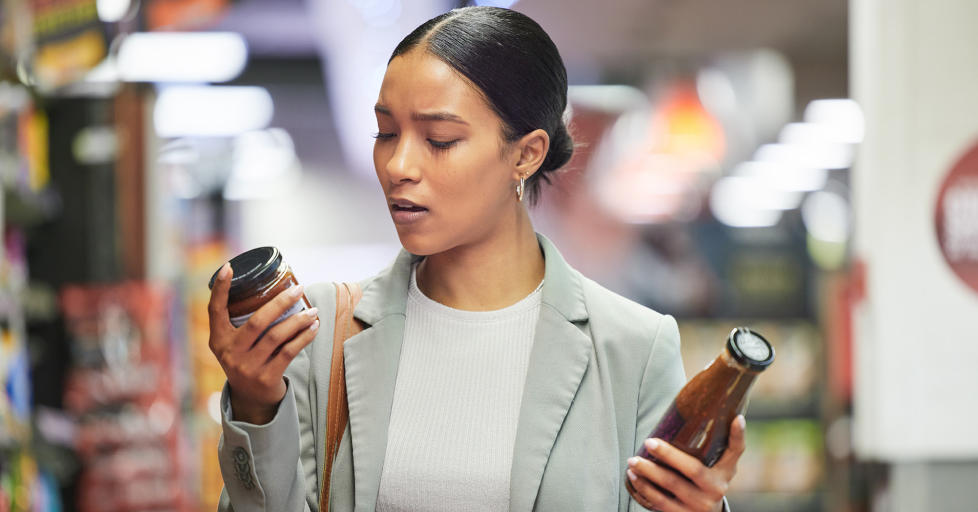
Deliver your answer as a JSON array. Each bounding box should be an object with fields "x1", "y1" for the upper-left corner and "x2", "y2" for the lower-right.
[{"x1": 229, "y1": 299, "x2": 307, "y2": 328}]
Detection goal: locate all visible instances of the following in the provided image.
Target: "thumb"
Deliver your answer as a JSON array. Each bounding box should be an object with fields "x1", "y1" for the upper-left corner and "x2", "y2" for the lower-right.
[
  {"x1": 208, "y1": 262, "x2": 234, "y2": 333},
  {"x1": 716, "y1": 414, "x2": 746, "y2": 474}
]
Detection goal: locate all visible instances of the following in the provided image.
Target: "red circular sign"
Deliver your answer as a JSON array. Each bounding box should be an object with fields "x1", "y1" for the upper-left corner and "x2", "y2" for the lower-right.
[{"x1": 935, "y1": 141, "x2": 978, "y2": 294}]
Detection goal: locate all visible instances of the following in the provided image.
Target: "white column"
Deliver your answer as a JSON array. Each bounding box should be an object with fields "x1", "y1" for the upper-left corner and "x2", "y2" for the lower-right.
[{"x1": 851, "y1": 0, "x2": 978, "y2": 505}]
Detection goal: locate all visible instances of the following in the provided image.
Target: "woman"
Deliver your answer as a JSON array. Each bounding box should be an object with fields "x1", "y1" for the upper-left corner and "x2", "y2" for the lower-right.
[{"x1": 208, "y1": 7, "x2": 744, "y2": 512}]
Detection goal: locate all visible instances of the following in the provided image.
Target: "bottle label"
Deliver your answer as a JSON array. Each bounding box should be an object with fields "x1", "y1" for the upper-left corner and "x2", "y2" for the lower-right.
[{"x1": 229, "y1": 299, "x2": 307, "y2": 328}]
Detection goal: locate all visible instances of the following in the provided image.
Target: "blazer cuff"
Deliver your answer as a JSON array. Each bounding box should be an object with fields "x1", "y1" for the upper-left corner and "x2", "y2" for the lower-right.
[{"x1": 218, "y1": 378, "x2": 301, "y2": 511}]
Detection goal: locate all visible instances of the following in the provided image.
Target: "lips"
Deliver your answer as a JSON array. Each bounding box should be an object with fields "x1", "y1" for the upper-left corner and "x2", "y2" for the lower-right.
[
  {"x1": 391, "y1": 199, "x2": 428, "y2": 212},
  {"x1": 389, "y1": 197, "x2": 429, "y2": 225}
]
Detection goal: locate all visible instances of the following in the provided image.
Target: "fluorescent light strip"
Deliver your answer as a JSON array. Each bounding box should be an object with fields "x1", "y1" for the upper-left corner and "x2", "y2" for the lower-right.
[
  {"x1": 154, "y1": 86, "x2": 274, "y2": 138},
  {"x1": 118, "y1": 32, "x2": 248, "y2": 83}
]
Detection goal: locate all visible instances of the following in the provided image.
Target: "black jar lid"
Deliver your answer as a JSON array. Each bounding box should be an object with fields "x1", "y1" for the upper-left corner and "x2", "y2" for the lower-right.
[
  {"x1": 726, "y1": 327, "x2": 775, "y2": 371},
  {"x1": 208, "y1": 246, "x2": 283, "y2": 302}
]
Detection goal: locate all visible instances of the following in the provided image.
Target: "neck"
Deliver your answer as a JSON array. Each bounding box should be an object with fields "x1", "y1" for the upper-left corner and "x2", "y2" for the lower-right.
[{"x1": 417, "y1": 207, "x2": 544, "y2": 311}]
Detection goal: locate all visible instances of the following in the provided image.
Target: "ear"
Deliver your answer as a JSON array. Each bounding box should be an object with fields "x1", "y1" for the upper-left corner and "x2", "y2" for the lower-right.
[{"x1": 511, "y1": 129, "x2": 550, "y2": 181}]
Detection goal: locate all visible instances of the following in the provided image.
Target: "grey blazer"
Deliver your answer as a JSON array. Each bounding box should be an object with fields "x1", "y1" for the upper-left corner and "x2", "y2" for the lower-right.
[{"x1": 217, "y1": 234, "x2": 693, "y2": 511}]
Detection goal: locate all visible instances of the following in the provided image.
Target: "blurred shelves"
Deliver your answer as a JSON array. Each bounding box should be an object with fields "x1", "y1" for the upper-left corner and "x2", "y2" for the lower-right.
[
  {"x1": 2, "y1": 186, "x2": 59, "y2": 227},
  {"x1": 747, "y1": 394, "x2": 820, "y2": 421},
  {"x1": 727, "y1": 491, "x2": 824, "y2": 512}
]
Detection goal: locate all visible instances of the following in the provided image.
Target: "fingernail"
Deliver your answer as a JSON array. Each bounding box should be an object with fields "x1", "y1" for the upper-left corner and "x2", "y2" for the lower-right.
[
  {"x1": 645, "y1": 439, "x2": 659, "y2": 451},
  {"x1": 304, "y1": 307, "x2": 319, "y2": 318},
  {"x1": 626, "y1": 469, "x2": 637, "y2": 482},
  {"x1": 291, "y1": 285, "x2": 304, "y2": 297},
  {"x1": 219, "y1": 262, "x2": 231, "y2": 279},
  {"x1": 308, "y1": 319, "x2": 320, "y2": 331},
  {"x1": 628, "y1": 457, "x2": 639, "y2": 467}
]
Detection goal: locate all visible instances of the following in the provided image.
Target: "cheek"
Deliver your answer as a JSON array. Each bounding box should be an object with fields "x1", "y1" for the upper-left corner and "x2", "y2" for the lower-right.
[
  {"x1": 373, "y1": 143, "x2": 390, "y2": 186},
  {"x1": 441, "y1": 153, "x2": 511, "y2": 212}
]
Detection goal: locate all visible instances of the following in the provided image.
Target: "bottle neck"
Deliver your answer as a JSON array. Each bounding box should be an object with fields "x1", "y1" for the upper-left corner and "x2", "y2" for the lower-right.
[
  {"x1": 720, "y1": 347, "x2": 761, "y2": 374},
  {"x1": 717, "y1": 348, "x2": 759, "y2": 405}
]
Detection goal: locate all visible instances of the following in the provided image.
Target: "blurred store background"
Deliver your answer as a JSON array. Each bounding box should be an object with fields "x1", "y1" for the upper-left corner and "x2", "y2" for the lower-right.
[{"x1": 1, "y1": 0, "x2": 976, "y2": 510}]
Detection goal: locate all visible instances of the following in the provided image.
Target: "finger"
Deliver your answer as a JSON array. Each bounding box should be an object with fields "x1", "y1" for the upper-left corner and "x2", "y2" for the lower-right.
[
  {"x1": 643, "y1": 438, "x2": 716, "y2": 491},
  {"x1": 208, "y1": 263, "x2": 234, "y2": 333},
  {"x1": 238, "y1": 285, "x2": 305, "y2": 343},
  {"x1": 264, "y1": 319, "x2": 320, "y2": 378},
  {"x1": 627, "y1": 474, "x2": 660, "y2": 512},
  {"x1": 628, "y1": 456, "x2": 705, "y2": 510},
  {"x1": 716, "y1": 415, "x2": 747, "y2": 472},
  {"x1": 626, "y1": 469, "x2": 682, "y2": 512},
  {"x1": 249, "y1": 307, "x2": 319, "y2": 361}
]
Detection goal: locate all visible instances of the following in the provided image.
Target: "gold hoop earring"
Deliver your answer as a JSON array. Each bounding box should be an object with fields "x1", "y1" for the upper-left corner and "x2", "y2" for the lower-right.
[{"x1": 516, "y1": 175, "x2": 526, "y2": 202}]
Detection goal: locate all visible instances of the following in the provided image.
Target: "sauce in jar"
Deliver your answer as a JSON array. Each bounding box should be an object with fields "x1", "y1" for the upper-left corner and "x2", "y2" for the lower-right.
[{"x1": 208, "y1": 246, "x2": 310, "y2": 328}]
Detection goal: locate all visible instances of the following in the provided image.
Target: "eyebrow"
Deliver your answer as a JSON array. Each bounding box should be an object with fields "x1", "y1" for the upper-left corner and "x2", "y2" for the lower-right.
[{"x1": 374, "y1": 105, "x2": 469, "y2": 125}]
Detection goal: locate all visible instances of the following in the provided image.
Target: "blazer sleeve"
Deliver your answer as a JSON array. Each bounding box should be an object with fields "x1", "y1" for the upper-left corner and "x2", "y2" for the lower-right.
[
  {"x1": 632, "y1": 314, "x2": 686, "y2": 460},
  {"x1": 627, "y1": 314, "x2": 733, "y2": 512},
  {"x1": 215, "y1": 282, "x2": 338, "y2": 512},
  {"x1": 628, "y1": 314, "x2": 685, "y2": 512},
  {"x1": 216, "y1": 348, "x2": 318, "y2": 511}
]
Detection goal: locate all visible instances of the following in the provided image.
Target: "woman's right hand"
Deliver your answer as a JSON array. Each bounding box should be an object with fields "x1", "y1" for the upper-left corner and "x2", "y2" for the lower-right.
[{"x1": 207, "y1": 263, "x2": 321, "y2": 425}]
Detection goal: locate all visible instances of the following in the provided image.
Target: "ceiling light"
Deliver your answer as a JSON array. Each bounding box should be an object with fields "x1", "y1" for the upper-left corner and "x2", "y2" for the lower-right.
[
  {"x1": 803, "y1": 99, "x2": 864, "y2": 145},
  {"x1": 710, "y1": 176, "x2": 784, "y2": 228},
  {"x1": 154, "y1": 86, "x2": 273, "y2": 138},
  {"x1": 118, "y1": 32, "x2": 247, "y2": 83}
]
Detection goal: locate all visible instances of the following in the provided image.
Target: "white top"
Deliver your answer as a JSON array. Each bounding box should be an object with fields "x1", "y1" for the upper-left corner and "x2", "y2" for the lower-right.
[{"x1": 375, "y1": 265, "x2": 543, "y2": 512}]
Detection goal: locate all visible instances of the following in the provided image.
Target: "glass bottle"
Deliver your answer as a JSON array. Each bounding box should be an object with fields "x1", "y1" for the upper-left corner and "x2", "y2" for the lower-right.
[{"x1": 626, "y1": 327, "x2": 774, "y2": 499}]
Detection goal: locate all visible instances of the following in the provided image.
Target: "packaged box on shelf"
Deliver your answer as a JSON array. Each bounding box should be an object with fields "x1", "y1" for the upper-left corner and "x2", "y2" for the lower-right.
[{"x1": 60, "y1": 282, "x2": 195, "y2": 512}]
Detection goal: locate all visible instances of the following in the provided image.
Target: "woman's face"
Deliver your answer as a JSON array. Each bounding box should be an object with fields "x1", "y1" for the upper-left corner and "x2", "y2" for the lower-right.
[{"x1": 373, "y1": 49, "x2": 523, "y2": 256}]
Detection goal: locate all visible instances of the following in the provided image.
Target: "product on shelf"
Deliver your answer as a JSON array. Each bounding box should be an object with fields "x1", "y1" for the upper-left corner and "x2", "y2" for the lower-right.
[{"x1": 60, "y1": 283, "x2": 194, "y2": 512}]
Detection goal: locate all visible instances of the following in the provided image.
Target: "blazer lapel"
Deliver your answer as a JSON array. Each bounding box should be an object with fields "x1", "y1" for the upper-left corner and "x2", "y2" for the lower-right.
[
  {"x1": 509, "y1": 234, "x2": 592, "y2": 511},
  {"x1": 342, "y1": 317, "x2": 404, "y2": 511},
  {"x1": 341, "y1": 249, "x2": 415, "y2": 511}
]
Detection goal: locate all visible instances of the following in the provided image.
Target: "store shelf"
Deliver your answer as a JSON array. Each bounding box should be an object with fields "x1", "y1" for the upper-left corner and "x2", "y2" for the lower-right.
[
  {"x1": 2, "y1": 186, "x2": 59, "y2": 227},
  {"x1": 727, "y1": 491, "x2": 823, "y2": 512},
  {"x1": 747, "y1": 395, "x2": 820, "y2": 421}
]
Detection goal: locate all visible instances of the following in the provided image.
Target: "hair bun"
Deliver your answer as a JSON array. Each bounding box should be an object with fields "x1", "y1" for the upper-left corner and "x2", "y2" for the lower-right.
[{"x1": 541, "y1": 122, "x2": 573, "y2": 173}]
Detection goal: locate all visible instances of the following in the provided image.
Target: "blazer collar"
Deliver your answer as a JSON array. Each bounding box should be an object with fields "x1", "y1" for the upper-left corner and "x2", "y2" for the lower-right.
[
  {"x1": 343, "y1": 233, "x2": 591, "y2": 511},
  {"x1": 353, "y1": 233, "x2": 589, "y2": 326}
]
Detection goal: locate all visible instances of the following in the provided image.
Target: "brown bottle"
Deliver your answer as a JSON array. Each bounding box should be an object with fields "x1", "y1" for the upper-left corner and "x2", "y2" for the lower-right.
[{"x1": 626, "y1": 327, "x2": 774, "y2": 500}]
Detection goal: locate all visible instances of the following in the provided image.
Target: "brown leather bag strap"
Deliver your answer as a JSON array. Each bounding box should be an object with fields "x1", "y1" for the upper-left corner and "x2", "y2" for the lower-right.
[{"x1": 320, "y1": 282, "x2": 363, "y2": 512}]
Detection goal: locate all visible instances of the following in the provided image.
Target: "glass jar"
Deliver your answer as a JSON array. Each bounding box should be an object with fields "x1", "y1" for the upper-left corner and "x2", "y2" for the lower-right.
[{"x1": 208, "y1": 246, "x2": 310, "y2": 328}]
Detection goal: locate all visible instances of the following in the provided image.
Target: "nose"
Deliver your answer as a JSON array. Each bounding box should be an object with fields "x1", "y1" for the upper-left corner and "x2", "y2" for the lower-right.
[{"x1": 385, "y1": 136, "x2": 422, "y2": 185}]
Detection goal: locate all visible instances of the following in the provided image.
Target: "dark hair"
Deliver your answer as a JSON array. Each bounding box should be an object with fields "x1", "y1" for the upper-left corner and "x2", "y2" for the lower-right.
[{"x1": 390, "y1": 6, "x2": 573, "y2": 204}]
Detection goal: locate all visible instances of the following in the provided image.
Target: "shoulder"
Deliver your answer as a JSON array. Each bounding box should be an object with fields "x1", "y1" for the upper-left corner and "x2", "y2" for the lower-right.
[
  {"x1": 303, "y1": 272, "x2": 386, "y2": 313},
  {"x1": 579, "y1": 272, "x2": 673, "y2": 338},
  {"x1": 305, "y1": 282, "x2": 338, "y2": 311},
  {"x1": 577, "y1": 272, "x2": 679, "y2": 359}
]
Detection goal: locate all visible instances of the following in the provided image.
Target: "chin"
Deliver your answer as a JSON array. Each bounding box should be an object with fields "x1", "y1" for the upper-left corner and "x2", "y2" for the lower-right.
[{"x1": 395, "y1": 231, "x2": 443, "y2": 256}]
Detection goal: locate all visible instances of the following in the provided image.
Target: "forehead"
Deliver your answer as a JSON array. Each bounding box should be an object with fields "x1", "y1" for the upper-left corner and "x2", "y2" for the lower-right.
[{"x1": 377, "y1": 49, "x2": 493, "y2": 119}]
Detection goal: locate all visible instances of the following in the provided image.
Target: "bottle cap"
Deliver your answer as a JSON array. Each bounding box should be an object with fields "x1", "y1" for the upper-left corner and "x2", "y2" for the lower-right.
[
  {"x1": 208, "y1": 247, "x2": 283, "y2": 302},
  {"x1": 726, "y1": 327, "x2": 775, "y2": 371}
]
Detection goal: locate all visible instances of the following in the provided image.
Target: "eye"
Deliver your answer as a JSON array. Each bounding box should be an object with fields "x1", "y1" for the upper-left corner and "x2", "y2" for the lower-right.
[
  {"x1": 372, "y1": 132, "x2": 396, "y2": 141},
  {"x1": 427, "y1": 138, "x2": 459, "y2": 150}
]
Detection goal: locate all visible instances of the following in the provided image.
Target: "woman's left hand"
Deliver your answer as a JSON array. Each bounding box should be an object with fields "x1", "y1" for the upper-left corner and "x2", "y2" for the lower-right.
[{"x1": 626, "y1": 415, "x2": 746, "y2": 512}]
